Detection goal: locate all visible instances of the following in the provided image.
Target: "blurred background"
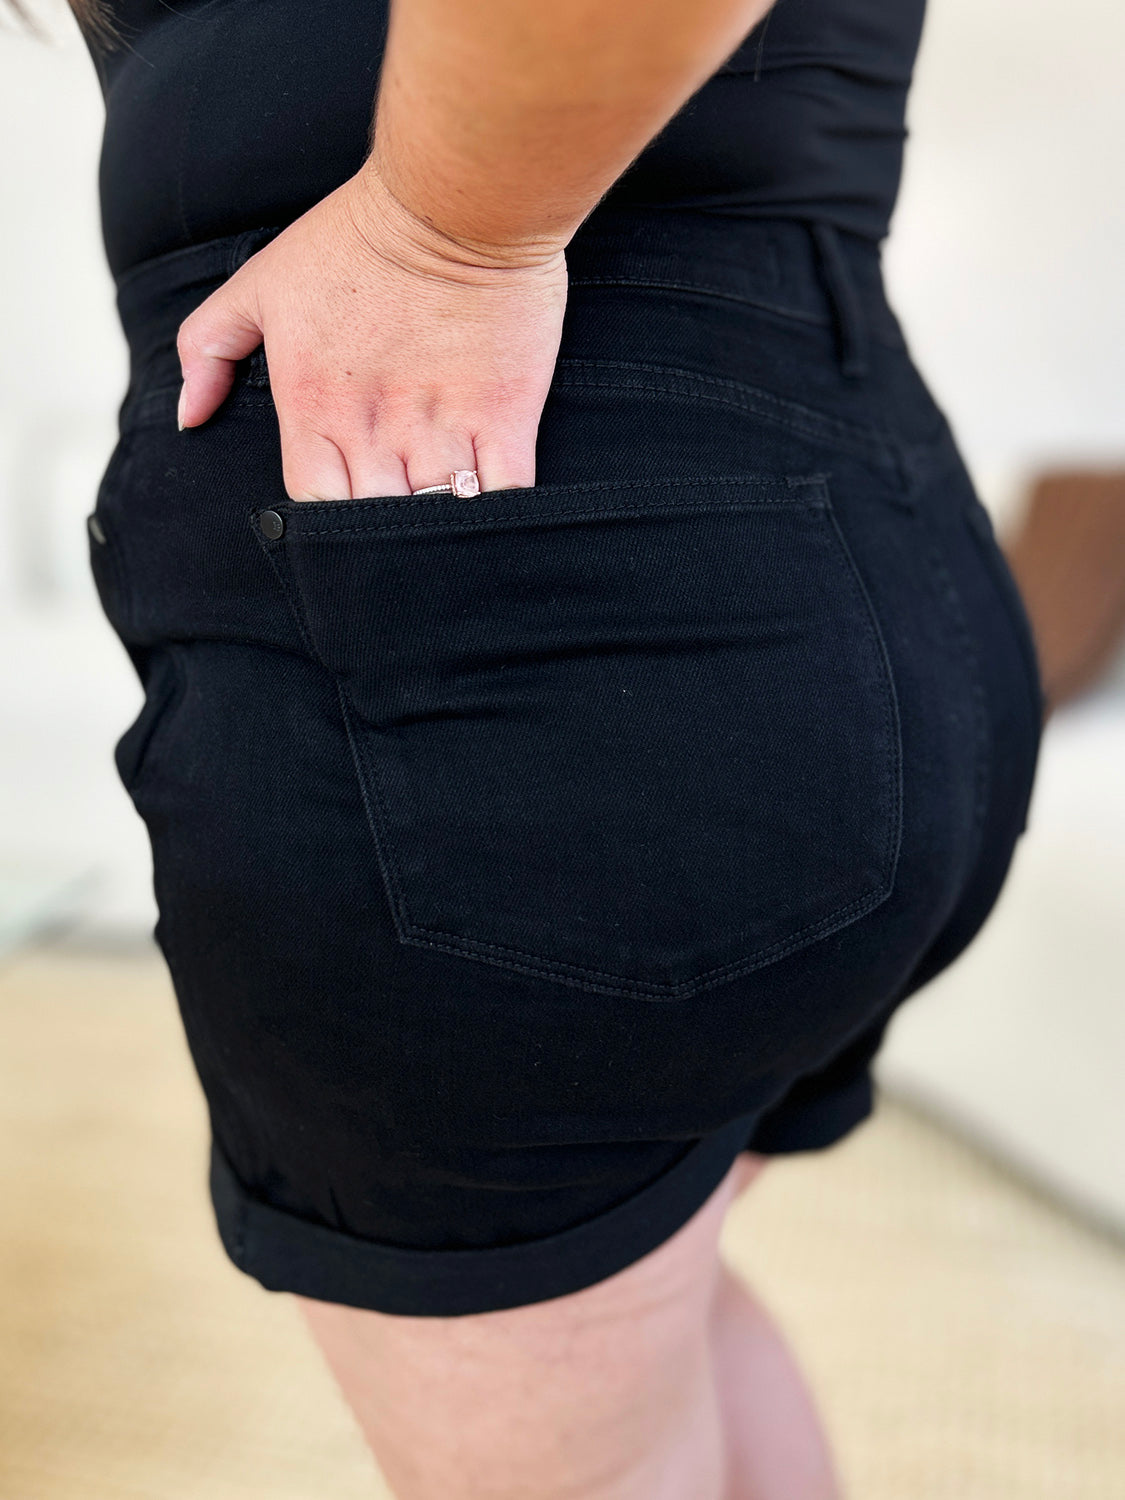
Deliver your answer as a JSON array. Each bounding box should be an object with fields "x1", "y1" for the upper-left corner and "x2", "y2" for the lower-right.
[{"x1": 1, "y1": 0, "x2": 1123, "y2": 1495}]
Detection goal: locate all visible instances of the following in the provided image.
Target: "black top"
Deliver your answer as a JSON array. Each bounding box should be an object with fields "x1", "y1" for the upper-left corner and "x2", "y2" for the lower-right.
[{"x1": 87, "y1": 0, "x2": 927, "y2": 280}]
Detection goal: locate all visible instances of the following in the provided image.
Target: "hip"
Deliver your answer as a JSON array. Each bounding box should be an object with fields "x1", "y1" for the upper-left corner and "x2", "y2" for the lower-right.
[{"x1": 88, "y1": 209, "x2": 1042, "y2": 1001}]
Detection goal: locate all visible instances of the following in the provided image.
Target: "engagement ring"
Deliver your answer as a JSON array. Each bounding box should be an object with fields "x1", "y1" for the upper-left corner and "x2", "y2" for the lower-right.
[{"x1": 411, "y1": 469, "x2": 481, "y2": 498}]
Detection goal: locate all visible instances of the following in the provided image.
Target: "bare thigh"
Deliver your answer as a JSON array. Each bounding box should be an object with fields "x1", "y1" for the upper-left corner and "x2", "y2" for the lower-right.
[{"x1": 298, "y1": 1150, "x2": 765, "y2": 1500}]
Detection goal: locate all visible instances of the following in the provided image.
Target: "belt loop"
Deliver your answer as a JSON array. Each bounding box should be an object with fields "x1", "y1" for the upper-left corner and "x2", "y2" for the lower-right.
[
  {"x1": 810, "y1": 222, "x2": 870, "y2": 380},
  {"x1": 227, "y1": 225, "x2": 285, "y2": 277}
]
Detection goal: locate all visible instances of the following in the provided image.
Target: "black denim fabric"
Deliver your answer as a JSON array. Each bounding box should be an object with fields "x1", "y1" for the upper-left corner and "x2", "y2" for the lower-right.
[{"x1": 88, "y1": 208, "x2": 1043, "y2": 1316}]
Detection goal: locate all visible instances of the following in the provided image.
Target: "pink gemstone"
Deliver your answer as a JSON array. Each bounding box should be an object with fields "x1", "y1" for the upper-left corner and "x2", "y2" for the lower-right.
[{"x1": 452, "y1": 469, "x2": 481, "y2": 499}]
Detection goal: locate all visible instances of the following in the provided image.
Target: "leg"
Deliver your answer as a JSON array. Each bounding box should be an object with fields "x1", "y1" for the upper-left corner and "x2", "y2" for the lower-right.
[
  {"x1": 712, "y1": 1154, "x2": 842, "y2": 1500},
  {"x1": 297, "y1": 1156, "x2": 749, "y2": 1500},
  {"x1": 297, "y1": 1150, "x2": 840, "y2": 1500}
]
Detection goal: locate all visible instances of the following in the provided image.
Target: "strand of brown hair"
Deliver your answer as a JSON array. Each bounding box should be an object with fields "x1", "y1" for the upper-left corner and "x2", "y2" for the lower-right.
[{"x1": 4, "y1": 0, "x2": 120, "y2": 50}]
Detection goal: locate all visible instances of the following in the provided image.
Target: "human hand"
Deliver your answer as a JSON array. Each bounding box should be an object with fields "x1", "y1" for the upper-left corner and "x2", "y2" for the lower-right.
[{"x1": 175, "y1": 168, "x2": 569, "y2": 499}]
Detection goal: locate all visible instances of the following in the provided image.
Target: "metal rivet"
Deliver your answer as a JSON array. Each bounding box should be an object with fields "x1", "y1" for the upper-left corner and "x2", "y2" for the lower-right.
[
  {"x1": 258, "y1": 509, "x2": 285, "y2": 540},
  {"x1": 88, "y1": 513, "x2": 107, "y2": 545}
]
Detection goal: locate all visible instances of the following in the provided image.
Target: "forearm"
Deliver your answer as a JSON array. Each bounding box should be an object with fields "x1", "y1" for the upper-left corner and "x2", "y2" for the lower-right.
[
  {"x1": 181, "y1": 0, "x2": 774, "y2": 495},
  {"x1": 368, "y1": 0, "x2": 774, "y2": 260}
]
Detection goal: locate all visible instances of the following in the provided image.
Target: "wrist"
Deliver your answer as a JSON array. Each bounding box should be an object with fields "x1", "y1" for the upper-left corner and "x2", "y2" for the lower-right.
[{"x1": 355, "y1": 142, "x2": 576, "y2": 273}]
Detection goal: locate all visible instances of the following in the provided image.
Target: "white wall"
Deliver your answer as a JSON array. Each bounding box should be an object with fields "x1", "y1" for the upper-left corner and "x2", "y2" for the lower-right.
[
  {"x1": 0, "y1": 2, "x2": 142, "y2": 941},
  {"x1": 884, "y1": 0, "x2": 1125, "y2": 509},
  {"x1": 1, "y1": 0, "x2": 1123, "y2": 941},
  {"x1": 875, "y1": 1, "x2": 1125, "y2": 1232}
]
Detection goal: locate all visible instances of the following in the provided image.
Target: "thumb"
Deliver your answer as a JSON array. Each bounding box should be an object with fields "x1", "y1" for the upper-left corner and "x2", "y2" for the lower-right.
[{"x1": 176, "y1": 271, "x2": 264, "y2": 428}]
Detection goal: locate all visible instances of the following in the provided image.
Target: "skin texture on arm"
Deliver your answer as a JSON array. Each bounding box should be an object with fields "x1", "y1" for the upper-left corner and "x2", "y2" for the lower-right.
[
  {"x1": 176, "y1": 0, "x2": 775, "y2": 501},
  {"x1": 370, "y1": 0, "x2": 776, "y2": 258}
]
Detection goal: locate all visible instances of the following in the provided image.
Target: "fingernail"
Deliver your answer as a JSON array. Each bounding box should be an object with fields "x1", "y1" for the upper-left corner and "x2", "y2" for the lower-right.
[{"x1": 176, "y1": 384, "x2": 187, "y2": 432}]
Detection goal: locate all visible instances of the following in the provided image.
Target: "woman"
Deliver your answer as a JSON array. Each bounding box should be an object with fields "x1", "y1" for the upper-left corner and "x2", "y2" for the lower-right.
[{"x1": 66, "y1": 0, "x2": 1042, "y2": 1492}]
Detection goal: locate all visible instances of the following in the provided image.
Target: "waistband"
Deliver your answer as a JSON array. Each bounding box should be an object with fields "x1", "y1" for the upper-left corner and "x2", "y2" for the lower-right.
[{"x1": 113, "y1": 208, "x2": 904, "y2": 417}]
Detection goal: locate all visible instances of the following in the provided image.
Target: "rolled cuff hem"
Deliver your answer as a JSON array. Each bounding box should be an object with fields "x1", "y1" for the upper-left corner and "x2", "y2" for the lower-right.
[
  {"x1": 747, "y1": 1071, "x2": 874, "y2": 1155},
  {"x1": 209, "y1": 1110, "x2": 759, "y2": 1319}
]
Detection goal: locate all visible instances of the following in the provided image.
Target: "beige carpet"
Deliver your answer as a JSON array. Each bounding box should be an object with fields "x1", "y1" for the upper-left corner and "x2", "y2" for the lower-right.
[{"x1": 1, "y1": 943, "x2": 1123, "y2": 1500}]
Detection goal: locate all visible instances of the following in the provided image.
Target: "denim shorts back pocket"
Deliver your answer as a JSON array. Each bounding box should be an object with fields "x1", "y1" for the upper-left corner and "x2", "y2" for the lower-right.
[{"x1": 253, "y1": 476, "x2": 903, "y2": 1000}]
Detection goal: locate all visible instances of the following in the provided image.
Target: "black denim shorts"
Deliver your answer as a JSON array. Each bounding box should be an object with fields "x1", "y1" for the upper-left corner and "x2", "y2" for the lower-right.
[{"x1": 88, "y1": 208, "x2": 1043, "y2": 1317}]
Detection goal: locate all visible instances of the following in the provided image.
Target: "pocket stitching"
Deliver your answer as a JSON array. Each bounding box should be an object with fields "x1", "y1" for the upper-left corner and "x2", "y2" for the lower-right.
[
  {"x1": 287, "y1": 478, "x2": 904, "y2": 1000},
  {"x1": 823, "y1": 498, "x2": 905, "y2": 898},
  {"x1": 276, "y1": 475, "x2": 828, "y2": 539},
  {"x1": 341, "y1": 694, "x2": 892, "y2": 1001},
  {"x1": 122, "y1": 354, "x2": 897, "y2": 458},
  {"x1": 552, "y1": 362, "x2": 896, "y2": 460}
]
